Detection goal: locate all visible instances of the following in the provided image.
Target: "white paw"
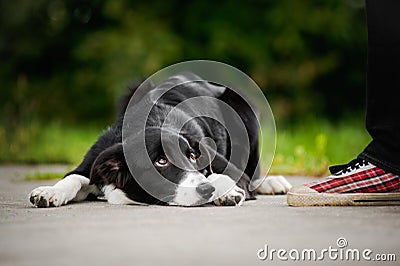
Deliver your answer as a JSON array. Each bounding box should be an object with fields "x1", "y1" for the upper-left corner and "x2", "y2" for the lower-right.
[
  {"x1": 257, "y1": 175, "x2": 292, "y2": 195},
  {"x1": 29, "y1": 186, "x2": 67, "y2": 207},
  {"x1": 213, "y1": 185, "x2": 246, "y2": 206}
]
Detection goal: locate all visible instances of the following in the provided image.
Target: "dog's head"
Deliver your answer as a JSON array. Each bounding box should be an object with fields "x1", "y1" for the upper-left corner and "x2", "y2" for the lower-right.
[{"x1": 90, "y1": 123, "x2": 226, "y2": 206}]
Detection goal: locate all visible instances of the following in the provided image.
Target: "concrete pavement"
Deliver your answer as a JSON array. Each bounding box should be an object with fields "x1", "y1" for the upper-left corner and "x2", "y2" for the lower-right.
[{"x1": 0, "y1": 165, "x2": 399, "y2": 266}]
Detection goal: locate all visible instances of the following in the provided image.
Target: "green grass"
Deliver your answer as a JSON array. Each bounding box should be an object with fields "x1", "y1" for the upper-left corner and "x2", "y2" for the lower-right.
[
  {"x1": 0, "y1": 118, "x2": 371, "y2": 177},
  {"x1": 269, "y1": 117, "x2": 371, "y2": 176},
  {"x1": 0, "y1": 121, "x2": 101, "y2": 165},
  {"x1": 24, "y1": 172, "x2": 63, "y2": 181}
]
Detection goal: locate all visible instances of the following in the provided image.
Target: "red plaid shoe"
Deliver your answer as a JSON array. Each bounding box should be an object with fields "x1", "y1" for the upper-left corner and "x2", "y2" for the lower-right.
[{"x1": 287, "y1": 159, "x2": 400, "y2": 206}]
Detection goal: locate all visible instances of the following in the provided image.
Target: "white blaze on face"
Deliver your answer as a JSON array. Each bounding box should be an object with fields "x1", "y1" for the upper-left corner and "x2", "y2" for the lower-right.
[{"x1": 172, "y1": 172, "x2": 209, "y2": 206}]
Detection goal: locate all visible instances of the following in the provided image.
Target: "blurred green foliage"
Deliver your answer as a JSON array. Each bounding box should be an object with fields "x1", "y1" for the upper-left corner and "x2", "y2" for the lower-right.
[
  {"x1": 1, "y1": 0, "x2": 367, "y2": 127},
  {"x1": 0, "y1": 0, "x2": 371, "y2": 174}
]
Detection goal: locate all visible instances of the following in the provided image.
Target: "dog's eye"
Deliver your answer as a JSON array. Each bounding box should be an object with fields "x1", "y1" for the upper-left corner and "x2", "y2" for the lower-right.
[
  {"x1": 155, "y1": 156, "x2": 169, "y2": 167},
  {"x1": 189, "y1": 152, "x2": 197, "y2": 163}
]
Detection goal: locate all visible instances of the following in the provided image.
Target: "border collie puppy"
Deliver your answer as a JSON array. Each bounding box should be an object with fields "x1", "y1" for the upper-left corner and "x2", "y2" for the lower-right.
[{"x1": 29, "y1": 72, "x2": 291, "y2": 207}]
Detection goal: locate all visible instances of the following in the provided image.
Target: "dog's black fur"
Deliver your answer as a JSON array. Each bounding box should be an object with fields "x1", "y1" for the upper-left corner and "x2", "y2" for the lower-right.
[{"x1": 65, "y1": 72, "x2": 260, "y2": 205}]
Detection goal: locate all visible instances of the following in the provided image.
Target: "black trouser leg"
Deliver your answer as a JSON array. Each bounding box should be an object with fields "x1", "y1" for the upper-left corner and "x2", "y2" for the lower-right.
[{"x1": 358, "y1": 0, "x2": 400, "y2": 174}]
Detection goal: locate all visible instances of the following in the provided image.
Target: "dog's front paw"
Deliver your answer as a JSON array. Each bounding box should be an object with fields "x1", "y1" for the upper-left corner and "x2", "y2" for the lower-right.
[
  {"x1": 29, "y1": 186, "x2": 67, "y2": 207},
  {"x1": 214, "y1": 186, "x2": 245, "y2": 206},
  {"x1": 257, "y1": 175, "x2": 292, "y2": 195}
]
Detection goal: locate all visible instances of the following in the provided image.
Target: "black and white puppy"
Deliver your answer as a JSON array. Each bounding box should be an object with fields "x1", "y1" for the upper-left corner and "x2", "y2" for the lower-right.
[{"x1": 29, "y1": 73, "x2": 291, "y2": 207}]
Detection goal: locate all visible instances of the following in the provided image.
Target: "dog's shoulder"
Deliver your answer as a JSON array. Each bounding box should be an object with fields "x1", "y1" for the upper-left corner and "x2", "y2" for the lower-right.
[
  {"x1": 162, "y1": 72, "x2": 227, "y2": 98},
  {"x1": 115, "y1": 72, "x2": 231, "y2": 122}
]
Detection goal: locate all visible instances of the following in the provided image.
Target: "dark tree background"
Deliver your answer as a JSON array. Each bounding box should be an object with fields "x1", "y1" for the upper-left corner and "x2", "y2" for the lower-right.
[{"x1": 0, "y1": 0, "x2": 367, "y2": 127}]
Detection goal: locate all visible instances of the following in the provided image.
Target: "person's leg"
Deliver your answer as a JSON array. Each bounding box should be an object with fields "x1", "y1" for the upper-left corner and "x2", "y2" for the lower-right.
[
  {"x1": 287, "y1": 0, "x2": 400, "y2": 206},
  {"x1": 358, "y1": 0, "x2": 400, "y2": 174}
]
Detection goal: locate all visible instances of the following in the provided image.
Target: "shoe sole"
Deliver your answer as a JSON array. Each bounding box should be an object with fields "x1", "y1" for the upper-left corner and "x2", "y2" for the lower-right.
[{"x1": 287, "y1": 191, "x2": 400, "y2": 206}]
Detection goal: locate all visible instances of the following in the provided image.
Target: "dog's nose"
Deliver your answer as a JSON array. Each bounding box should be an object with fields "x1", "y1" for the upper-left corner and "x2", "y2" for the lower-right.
[{"x1": 196, "y1": 182, "x2": 215, "y2": 199}]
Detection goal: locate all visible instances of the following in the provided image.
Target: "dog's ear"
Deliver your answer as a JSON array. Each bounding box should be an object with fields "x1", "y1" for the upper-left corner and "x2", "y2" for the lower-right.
[{"x1": 90, "y1": 143, "x2": 131, "y2": 189}]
